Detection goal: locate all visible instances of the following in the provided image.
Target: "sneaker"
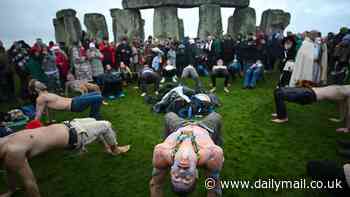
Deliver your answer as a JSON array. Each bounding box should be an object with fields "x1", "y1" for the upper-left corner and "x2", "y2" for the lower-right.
[
  {"x1": 271, "y1": 113, "x2": 278, "y2": 118},
  {"x1": 210, "y1": 88, "x2": 216, "y2": 93},
  {"x1": 224, "y1": 87, "x2": 230, "y2": 93},
  {"x1": 155, "y1": 91, "x2": 159, "y2": 96},
  {"x1": 172, "y1": 76, "x2": 178, "y2": 83},
  {"x1": 271, "y1": 118, "x2": 289, "y2": 123},
  {"x1": 141, "y1": 93, "x2": 147, "y2": 97},
  {"x1": 160, "y1": 78, "x2": 165, "y2": 83}
]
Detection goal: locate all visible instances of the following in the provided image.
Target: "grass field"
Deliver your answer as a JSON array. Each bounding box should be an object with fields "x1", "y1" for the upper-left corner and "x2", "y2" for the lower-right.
[{"x1": 0, "y1": 73, "x2": 349, "y2": 197}]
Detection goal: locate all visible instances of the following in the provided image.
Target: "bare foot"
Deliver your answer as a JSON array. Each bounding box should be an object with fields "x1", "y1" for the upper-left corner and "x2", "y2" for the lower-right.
[
  {"x1": 224, "y1": 87, "x2": 230, "y2": 93},
  {"x1": 271, "y1": 118, "x2": 288, "y2": 123},
  {"x1": 336, "y1": 128, "x2": 349, "y2": 133},
  {"x1": 110, "y1": 145, "x2": 131, "y2": 155}
]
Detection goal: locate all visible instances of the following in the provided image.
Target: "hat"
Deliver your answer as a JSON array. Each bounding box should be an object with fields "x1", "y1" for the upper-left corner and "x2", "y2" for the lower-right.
[
  {"x1": 89, "y1": 42, "x2": 96, "y2": 48},
  {"x1": 51, "y1": 46, "x2": 60, "y2": 51},
  {"x1": 26, "y1": 120, "x2": 43, "y2": 130},
  {"x1": 151, "y1": 47, "x2": 162, "y2": 54}
]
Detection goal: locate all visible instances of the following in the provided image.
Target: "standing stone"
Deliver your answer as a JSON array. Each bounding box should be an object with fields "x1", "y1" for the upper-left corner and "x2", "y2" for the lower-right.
[
  {"x1": 227, "y1": 7, "x2": 256, "y2": 39},
  {"x1": 122, "y1": 0, "x2": 250, "y2": 9},
  {"x1": 53, "y1": 9, "x2": 82, "y2": 46},
  {"x1": 154, "y1": 7, "x2": 182, "y2": 40},
  {"x1": 110, "y1": 8, "x2": 144, "y2": 42},
  {"x1": 179, "y1": 19, "x2": 184, "y2": 41},
  {"x1": 198, "y1": 4, "x2": 223, "y2": 40},
  {"x1": 260, "y1": 9, "x2": 291, "y2": 35},
  {"x1": 84, "y1": 13, "x2": 109, "y2": 43}
]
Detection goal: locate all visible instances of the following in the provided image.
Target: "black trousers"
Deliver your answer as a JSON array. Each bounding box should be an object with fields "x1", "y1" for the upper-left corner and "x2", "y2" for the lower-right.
[
  {"x1": 274, "y1": 87, "x2": 317, "y2": 119},
  {"x1": 211, "y1": 68, "x2": 230, "y2": 87},
  {"x1": 164, "y1": 112, "x2": 223, "y2": 146},
  {"x1": 278, "y1": 71, "x2": 292, "y2": 88},
  {"x1": 307, "y1": 161, "x2": 350, "y2": 197}
]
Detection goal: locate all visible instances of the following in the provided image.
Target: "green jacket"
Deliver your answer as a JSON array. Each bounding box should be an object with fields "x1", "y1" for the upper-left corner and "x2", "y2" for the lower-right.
[{"x1": 25, "y1": 57, "x2": 48, "y2": 83}]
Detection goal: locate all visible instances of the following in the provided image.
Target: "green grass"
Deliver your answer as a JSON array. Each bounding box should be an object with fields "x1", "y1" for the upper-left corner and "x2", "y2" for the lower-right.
[{"x1": 1, "y1": 73, "x2": 349, "y2": 197}]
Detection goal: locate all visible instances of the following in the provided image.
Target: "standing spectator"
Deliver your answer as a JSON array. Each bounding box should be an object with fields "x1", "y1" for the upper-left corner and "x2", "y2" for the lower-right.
[
  {"x1": 151, "y1": 47, "x2": 164, "y2": 72},
  {"x1": 176, "y1": 44, "x2": 187, "y2": 76},
  {"x1": 116, "y1": 37, "x2": 132, "y2": 67},
  {"x1": 87, "y1": 42, "x2": 104, "y2": 81},
  {"x1": 71, "y1": 43, "x2": 93, "y2": 82},
  {"x1": 8, "y1": 41, "x2": 31, "y2": 99},
  {"x1": 131, "y1": 40, "x2": 141, "y2": 72},
  {"x1": 100, "y1": 39, "x2": 114, "y2": 69},
  {"x1": 25, "y1": 47, "x2": 48, "y2": 84},
  {"x1": 0, "y1": 42, "x2": 15, "y2": 102},
  {"x1": 290, "y1": 31, "x2": 318, "y2": 87},
  {"x1": 167, "y1": 45, "x2": 176, "y2": 68},
  {"x1": 222, "y1": 35, "x2": 235, "y2": 65},
  {"x1": 42, "y1": 46, "x2": 61, "y2": 91},
  {"x1": 278, "y1": 36, "x2": 297, "y2": 87},
  {"x1": 53, "y1": 45, "x2": 70, "y2": 85},
  {"x1": 266, "y1": 33, "x2": 284, "y2": 71}
]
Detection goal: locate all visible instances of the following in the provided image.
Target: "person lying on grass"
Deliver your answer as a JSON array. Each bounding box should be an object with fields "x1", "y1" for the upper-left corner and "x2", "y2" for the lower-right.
[
  {"x1": 0, "y1": 118, "x2": 130, "y2": 197},
  {"x1": 29, "y1": 79, "x2": 104, "y2": 121},
  {"x1": 150, "y1": 112, "x2": 224, "y2": 197},
  {"x1": 271, "y1": 85, "x2": 350, "y2": 132}
]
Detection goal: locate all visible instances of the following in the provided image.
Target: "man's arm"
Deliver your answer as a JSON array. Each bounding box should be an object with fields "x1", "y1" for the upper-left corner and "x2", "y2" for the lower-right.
[
  {"x1": 34, "y1": 97, "x2": 46, "y2": 121},
  {"x1": 17, "y1": 160, "x2": 41, "y2": 197},
  {"x1": 150, "y1": 168, "x2": 167, "y2": 197},
  {"x1": 65, "y1": 81, "x2": 71, "y2": 96},
  {"x1": 204, "y1": 146, "x2": 224, "y2": 197},
  {"x1": 3, "y1": 154, "x2": 40, "y2": 197},
  {"x1": 150, "y1": 144, "x2": 172, "y2": 197}
]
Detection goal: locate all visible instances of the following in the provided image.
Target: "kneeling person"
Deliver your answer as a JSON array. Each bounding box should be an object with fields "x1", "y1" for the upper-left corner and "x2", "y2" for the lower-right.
[
  {"x1": 0, "y1": 118, "x2": 130, "y2": 197},
  {"x1": 150, "y1": 112, "x2": 224, "y2": 197}
]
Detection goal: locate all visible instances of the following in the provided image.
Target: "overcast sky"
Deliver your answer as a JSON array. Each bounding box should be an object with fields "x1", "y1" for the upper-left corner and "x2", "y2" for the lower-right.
[{"x1": 0, "y1": 0, "x2": 350, "y2": 47}]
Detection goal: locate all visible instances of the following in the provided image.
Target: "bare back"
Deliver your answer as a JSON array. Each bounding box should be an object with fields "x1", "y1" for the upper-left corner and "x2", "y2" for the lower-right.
[
  {"x1": 36, "y1": 92, "x2": 72, "y2": 120},
  {"x1": 0, "y1": 124, "x2": 69, "y2": 159},
  {"x1": 156, "y1": 125, "x2": 222, "y2": 168},
  {"x1": 313, "y1": 85, "x2": 350, "y2": 101}
]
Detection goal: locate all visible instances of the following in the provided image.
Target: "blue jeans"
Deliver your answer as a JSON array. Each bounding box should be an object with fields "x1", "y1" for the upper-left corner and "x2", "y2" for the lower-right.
[
  {"x1": 243, "y1": 67, "x2": 263, "y2": 88},
  {"x1": 71, "y1": 92, "x2": 103, "y2": 120},
  {"x1": 196, "y1": 64, "x2": 209, "y2": 76}
]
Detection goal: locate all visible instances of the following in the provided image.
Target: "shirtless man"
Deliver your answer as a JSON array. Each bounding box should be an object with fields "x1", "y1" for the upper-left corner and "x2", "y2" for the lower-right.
[
  {"x1": 272, "y1": 85, "x2": 350, "y2": 131},
  {"x1": 150, "y1": 112, "x2": 224, "y2": 197},
  {"x1": 0, "y1": 118, "x2": 130, "y2": 197},
  {"x1": 28, "y1": 79, "x2": 103, "y2": 121}
]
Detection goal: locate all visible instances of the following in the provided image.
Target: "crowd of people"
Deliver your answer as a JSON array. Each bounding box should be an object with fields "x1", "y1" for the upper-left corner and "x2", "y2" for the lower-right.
[{"x1": 0, "y1": 25, "x2": 350, "y2": 197}]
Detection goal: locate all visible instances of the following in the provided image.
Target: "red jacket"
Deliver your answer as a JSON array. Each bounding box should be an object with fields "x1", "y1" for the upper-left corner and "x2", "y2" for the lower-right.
[{"x1": 55, "y1": 51, "x2": 69, "y2": 78}]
